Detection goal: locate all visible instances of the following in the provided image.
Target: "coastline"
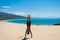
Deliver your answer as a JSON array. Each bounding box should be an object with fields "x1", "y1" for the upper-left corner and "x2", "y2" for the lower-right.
[
  {"x1": 2, "y1": 18, "x2": 60, "y2": 25},
  {"x1": 1, "y1": 18, "x2": 26, "y2": 21}
]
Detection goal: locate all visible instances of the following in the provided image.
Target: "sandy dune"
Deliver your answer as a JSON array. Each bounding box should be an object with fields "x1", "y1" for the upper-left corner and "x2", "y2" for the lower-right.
[{"x1": 0, "y1": 21, "x2": 60, "y2": 40}]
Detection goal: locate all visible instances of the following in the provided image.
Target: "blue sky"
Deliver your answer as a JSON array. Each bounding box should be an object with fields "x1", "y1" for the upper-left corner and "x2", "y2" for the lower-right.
[{"x1": 0, "y1": 0, "x2": 60, "y2": 18}]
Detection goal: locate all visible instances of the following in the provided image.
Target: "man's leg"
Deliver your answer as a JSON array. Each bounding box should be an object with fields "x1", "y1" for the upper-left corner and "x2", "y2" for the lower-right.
[
  {"x1": 25, "y1": 32, "x2": 26, "y2": 38},
  {"x1": 30, "y1": 31, "x2": 32, "y2": 38},
  {"x1": 25, "y1": 30, "x2": 27, "y2": 38}
]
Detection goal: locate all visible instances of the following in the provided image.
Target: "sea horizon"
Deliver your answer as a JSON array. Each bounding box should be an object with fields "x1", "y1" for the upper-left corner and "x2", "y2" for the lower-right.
[{"x1": 7, "y1": 18, "x2": 60, "y2": 25}]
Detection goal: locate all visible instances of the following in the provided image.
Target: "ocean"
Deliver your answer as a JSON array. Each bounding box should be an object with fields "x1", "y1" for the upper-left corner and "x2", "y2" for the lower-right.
[{"x1": 7, "y1": 18, "x2": 60, "y2": 25}]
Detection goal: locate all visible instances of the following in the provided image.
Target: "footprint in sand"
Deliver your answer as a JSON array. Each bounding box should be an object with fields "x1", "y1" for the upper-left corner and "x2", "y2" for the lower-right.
[{"x1": 17, "y1": 36, "x2": 23, "y2": 40}]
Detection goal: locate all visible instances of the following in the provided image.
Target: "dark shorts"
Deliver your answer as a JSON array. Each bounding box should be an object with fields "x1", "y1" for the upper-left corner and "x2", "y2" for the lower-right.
[
  {"x1": 27, "y1": 21, "x2": 31, "y2": 26},
  {"x1": 27, "y1": 24, "x2": 31, "y2": 26}
]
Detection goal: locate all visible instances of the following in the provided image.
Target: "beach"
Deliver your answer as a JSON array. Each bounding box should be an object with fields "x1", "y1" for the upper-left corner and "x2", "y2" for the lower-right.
[{"x1": 0, "y1": 21, "x2": 60, "y2": 40}]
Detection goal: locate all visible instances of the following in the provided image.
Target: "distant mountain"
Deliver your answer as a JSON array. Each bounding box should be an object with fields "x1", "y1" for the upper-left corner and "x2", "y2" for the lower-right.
[
  {"x1": 54, "y1": 23, "x2": 60, "y2": 25},
  {"x1": 0, "y1": 12, "x2": 26, "y2": 20}
]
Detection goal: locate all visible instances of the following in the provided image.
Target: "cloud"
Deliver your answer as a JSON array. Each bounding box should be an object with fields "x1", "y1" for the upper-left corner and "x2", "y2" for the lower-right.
[
  {"x1": 12, "y1": 12, "x2": 28, "y2": 17},
  {"x1": 12, "y1": 12, "x2": 32, "y2": 17},
  {"x1": 1, "y1": 6, "x2": 11, "y2": 9},
  {"x1": 7, "y1": 12, "x2": 11, "y2": 13},
  {"x1": 10, "y1": 12, "x2": 60, "y2": 18},
  {"x1": 30, "y1": 12, "x2": 60, "y2": 18}
]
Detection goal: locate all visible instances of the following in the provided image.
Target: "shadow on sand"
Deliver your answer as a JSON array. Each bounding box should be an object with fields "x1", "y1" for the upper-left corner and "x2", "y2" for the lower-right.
[{"x1": 22, "y1": 37, "x2": 31, "y2": 40}]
